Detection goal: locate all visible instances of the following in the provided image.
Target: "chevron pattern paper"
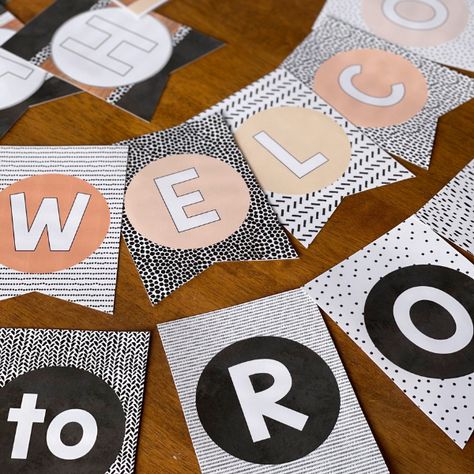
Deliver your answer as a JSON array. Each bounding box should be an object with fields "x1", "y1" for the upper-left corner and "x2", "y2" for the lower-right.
[{"x1": 0, "y1": 328, "x2": 150, "y2": 473}]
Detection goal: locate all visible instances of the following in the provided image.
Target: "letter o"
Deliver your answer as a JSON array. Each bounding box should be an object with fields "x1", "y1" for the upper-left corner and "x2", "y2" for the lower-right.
[{"x1": 46, "y1": 409, "x2": 98, "y2": 460}]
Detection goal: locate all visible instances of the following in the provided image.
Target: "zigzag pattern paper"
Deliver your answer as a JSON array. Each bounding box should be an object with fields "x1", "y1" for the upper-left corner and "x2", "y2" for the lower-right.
[
  {"x1": 0, "y1": 328, "x2": 150, "y2": 473},
  {"x1": 199, "y1": 67, "x2": 413, "y2": 247},
  {"x1": 0, "y1": 146, "x2": 128, "y2": 314},
  {"x1": 304, "y1": 216, "x2": 474, "y2": 447},
  {"x1": 417, "y1": 158, "x2": 474, "y2": 255},
  {"x1": 282, "y1": 17, "x2": 474, "y2": 169}
]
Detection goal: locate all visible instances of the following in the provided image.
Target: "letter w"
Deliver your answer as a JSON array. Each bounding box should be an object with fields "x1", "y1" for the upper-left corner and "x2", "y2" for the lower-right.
[{"x1": 10, "y1": 192, "x2": 91, "y2": 251}]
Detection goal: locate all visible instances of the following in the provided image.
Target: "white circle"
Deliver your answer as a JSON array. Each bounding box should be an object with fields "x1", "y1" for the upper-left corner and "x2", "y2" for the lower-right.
[
  {"x1": 0, "y1": 34, "x2": 46, "y2": 110},
  {"x1": 393, "y1": 286, "x2": 474, "y2": 354},
  {"x1": 46, "y1": 409, "x2": 98, "y2": 460},
  {"x1": 51, "y1": 8, "x2": 173, "y2": 88}
]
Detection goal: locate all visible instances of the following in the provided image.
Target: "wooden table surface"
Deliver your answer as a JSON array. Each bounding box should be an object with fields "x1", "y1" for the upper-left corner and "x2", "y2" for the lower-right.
[{"x1": 2, "y1": 0, "x2": 474, "y2": 472}]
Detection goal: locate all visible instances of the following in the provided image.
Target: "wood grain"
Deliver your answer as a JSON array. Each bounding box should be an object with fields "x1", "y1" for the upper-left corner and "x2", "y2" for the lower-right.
[{"x1": 2, "y1": 1, "x2": 474, "y2": 472}]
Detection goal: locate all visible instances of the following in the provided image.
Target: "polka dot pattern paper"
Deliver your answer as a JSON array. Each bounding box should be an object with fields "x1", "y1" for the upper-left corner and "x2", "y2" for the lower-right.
[
  {"x1": 304, "y1": 216, "x2": 474, "y2": 448},
  {"x1": 313, "y1": 0, "x2": 474, "y2": 73}
]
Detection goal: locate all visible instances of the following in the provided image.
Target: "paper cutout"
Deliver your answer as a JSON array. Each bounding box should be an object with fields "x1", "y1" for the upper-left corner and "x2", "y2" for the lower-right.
[
  {"x1": 0, "y1": 10, "x2": 78, "y2": 138},
  {"x1": 159, "y1": 288, "x2": 388, "y2": 473},
  {"x1": 0, "y1": 328, "x2": 150, "y2": 473},
  {"x1": 3, "y1": 0, "x2": 222, "y2": 121},
  {"x1": 199, "y1": 68, "x2": 413, "y2": 247},
  {"x1": 119, "y1": 113, "x2": 297, "y2": 304},
  {"x1": 313, "y1": 0, "x2": 474, "y2": 72},
  {"x1": 417, "y1": 159, "x2": 474, "y2": 256},
  {"x1": 114, "y1": 0, "x2": 168, "y2": 17},
  {"x1": 304, "y1": 216, "x2": 474, "y2": 447},
  {"x1": 282, "y1": 17, "x2": 474, "y2": 169},
  {"x1": 0, "y1": 146, "x2": 128, "y2": 314}
]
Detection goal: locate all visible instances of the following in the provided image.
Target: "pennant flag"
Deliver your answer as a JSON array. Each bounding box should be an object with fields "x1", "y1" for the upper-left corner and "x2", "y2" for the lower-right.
[
  {"x1": 282, "y1": 17, "x2": 474, "y2": 169},
  {"x1": 159, "y1": 288, "x2": 388, "y2": 473},
  {"x1": 313, "y1": 0, "x2": 474, "y2": 72},
  {"x1": 417, "y1": 158, "x2": 474, "y2": 256},
  {"x1": 0, "y1": 146, "x2": 128, "y2": 314},
  {"x1": 304, "y1": 216, "x2": 474, "y2": 448},
  {"x1": 0, "y1": 328, "x2": 150, "y2": 473},
  {"x1": 118, "y1": 113, "x2": 298, "y2": 304},
  {"x1": 199, "y1": 67, "x2": 413, "y2": 247},
  {"x1": 0, "y1": 9, "x2": 78, "y2": 138},
  {"x1": 3, "y1": 0, "x2": 222, "y2": 122}
]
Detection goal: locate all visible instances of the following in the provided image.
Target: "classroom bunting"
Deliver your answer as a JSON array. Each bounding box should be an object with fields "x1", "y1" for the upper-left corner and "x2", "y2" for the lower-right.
[
  {"x1": 119, "y1": 113, "x2": 297, "y2": 305},
  {"x1": 282, "y1": 17, "x2": 474, "y2": 169},
  {"x1": 0, "y1": 146, "x2": 128, "y2": 313},
  {"x1": 199, "y1": 67, "x2": 413, "y2": 247}
]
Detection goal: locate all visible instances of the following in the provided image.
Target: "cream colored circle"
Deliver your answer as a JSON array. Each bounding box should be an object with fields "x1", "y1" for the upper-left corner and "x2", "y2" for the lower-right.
[
  {"x1": 125, "y1": 154, "x2": 251, "y2": 250},
  {"x1": 362, "y1": 0, "x2": 469, "y2": 47},
  {"x1": 234, "y1": 107, "x2": 352, "y2": 195}
]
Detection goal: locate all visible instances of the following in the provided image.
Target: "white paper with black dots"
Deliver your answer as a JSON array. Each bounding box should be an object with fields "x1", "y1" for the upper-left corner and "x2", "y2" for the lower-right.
[
  {"x1": 0, "y1": 328, "x2": 150, "y2": 473},
  {"x1": 313, "y1": 0, "x2": 474, "y2": 72},
  {"x1": 417, "y1": 159, "x2": 474, "y2": 256},
  {"x1": 118, "y1": 113, "x2": 297, "y2": 305},
  {"x1": 282, "y1": 17, "x2": 474, "y2": 169},
  {"x1": 0, "y1": 146, "x2": 128, "y2": 314},
  {"x1": 197, "y1": 68, "x2": 413, "y2": 247},
  {"x1": 159, "y1": 288, "x2": 388, "y2": 473},
  {"x1": 304, "y1": 216, "x2": 474, "y2": 447}
]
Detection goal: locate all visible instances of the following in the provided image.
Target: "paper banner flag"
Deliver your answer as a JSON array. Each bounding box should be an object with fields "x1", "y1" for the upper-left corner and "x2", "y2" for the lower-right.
[
  {"x1": 119, "y1": 113, "x2": 298, "y2": 305},
  {"x1": 0, "y1": 328, "x2": 150, "y2": 473},
  {"x1": 199, "y1": 67, "x2": 413, "y2": 247},
  {"x1": 313, "y1": 0, "x2": 474, "y2": 72},
  {"x1": 0, "y1": 146, "x2": 128, "y2": 314},
  {"x1": 282, "y1": 17, "x2": 474, "y2": 169},
  {"x1": 3, "y1": 0, "x2": 222, "y2": 122},
  {"x1": 159, "y1": 288, "x2": 388, "y2": 473},
  {"x1": 417, "y1": 159, "x2": 474, "y2": 256},
  {"x1": 0, "y1": 9, "x2": 79, "y2": 138},
  {"x1": 304, "y1": 216, "x2": 474, "y2": 448}
]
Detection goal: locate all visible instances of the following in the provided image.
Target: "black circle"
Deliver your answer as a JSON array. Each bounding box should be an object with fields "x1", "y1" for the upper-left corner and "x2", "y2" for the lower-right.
[
  {"x1": 196, "y1": 336, "x2": 340, "y2": 464},
  {"x1": 364, "y1": 265, "x2": 474, "y2": 379},
  {"x1": 0, "y1": 367, "x2": 125, "y2": 473}
]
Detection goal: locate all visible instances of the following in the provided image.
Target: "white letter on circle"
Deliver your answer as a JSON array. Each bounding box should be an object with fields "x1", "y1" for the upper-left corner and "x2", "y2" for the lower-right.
[
  {"x1": 46, "y1": 409, "x2": 98, "y2": 460},
  {"x1": 339, "y1": 64, "x2": 405, "y2": 106},
  {"x1": 393, "y1": 286, "x2": 473, "y2": 354},
  {"x1": 382, "y1": 0, "x2": 448, "y2": 30},
  {"x1": 228, "y1": 359, "x2": 309, "y2": 443}
]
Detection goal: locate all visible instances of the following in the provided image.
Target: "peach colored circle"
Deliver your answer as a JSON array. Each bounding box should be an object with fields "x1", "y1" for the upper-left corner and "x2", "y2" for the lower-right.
[
  {"x1": 362, "y1": 0, "x2": 469, "y2": 47},
  {"x1": 0, "y1": 174, "x2": 110, "y2": 273},
  {"x1": 125, "y1": 154, "x2": 251, "y2": 250},
  {"x1": 234, "y1": 107, "x2": 352, "y2": 195},
  {"x1": 313, "y1": 48, "x2": 429, "y2": 127}
]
